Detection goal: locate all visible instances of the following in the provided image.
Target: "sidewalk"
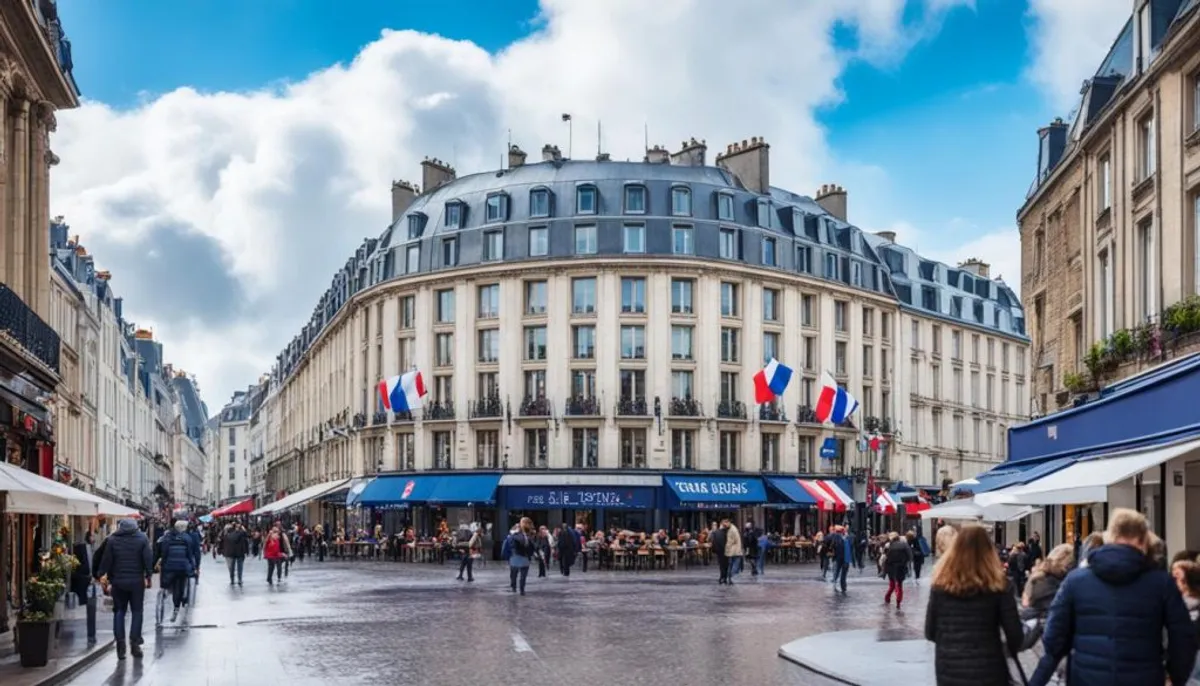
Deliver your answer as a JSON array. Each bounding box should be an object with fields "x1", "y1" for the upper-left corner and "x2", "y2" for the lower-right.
[{"x1": 0, "y1": 603, "x2": 114, "y2": 686}]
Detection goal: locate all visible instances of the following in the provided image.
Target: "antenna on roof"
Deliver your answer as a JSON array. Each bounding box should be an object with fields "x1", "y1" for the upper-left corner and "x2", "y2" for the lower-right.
[
  {"x1": 506, "y1": 128, "x2": 512, "y2": 170},
  {"x1": 597, "y1": 119, "x2": 602, "y2": 157},
  {"x1": 644, "y1": 122, "x2": 648, "y2": 154}
]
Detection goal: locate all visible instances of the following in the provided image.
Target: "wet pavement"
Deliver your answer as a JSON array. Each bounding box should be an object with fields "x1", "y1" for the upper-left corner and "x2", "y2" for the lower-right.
[
  {"x1": 0, "y1": 609, "x2": 113, "y2": 686},
  {"x1": 62, "y1": 557, "x2": 937, "y2": 686}
]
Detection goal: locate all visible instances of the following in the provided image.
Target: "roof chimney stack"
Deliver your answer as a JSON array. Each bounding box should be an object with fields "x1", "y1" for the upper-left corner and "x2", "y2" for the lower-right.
[
  {"x1": 420, "y1": 157, "x2": 456, "y2": 195},
  {"x1": 814, "y1": 184, "x2": 848, "y2": 222},
  {"x1": 670, "y1": 138, "x2": 707, "y2": 166},
  {"x1": 508, "y1": 144, "x2": 527, "y2": 169},
  {"x1": 874, "y1": 230, "x2": 896, "y2": 244},
  {"x1": 958, "y1": 258, "x2": 990, "y2": 278},
  {"x1": 644, "y1": 144, "x2": 670, "y2": 164},
  {"x1": 541, "y1": 144, "x2": 562, "y2": 163},
  {"x1": 391, "y1": 180, "x2": 417, "y2": 223},
  {"x1": 715, "y1": 136, "x2": 770, "y2": 193}
]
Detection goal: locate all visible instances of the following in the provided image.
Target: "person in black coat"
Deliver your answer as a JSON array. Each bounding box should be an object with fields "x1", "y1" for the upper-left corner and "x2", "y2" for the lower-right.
[
  {"x1": 883, "y1": 531, "x2": 913, "y2": 607},
  {"x1": 711, "y1": 522, "x2": 729, "y2": 585},
  {"x1": 97, "y1": 519, "x2": 154, "y2": 659},
  {"x1": 70, "y1": 532, "x2": 97, "y2": 643},
  {"x1": 924, "y1": 524, "x2": 1024, "y2": 686},
  {"x1": 556, "y1": 525, "x2": 578, "y2": 576}
]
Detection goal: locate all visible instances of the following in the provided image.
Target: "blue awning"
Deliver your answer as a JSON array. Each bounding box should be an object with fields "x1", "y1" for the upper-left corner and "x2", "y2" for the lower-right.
[
  {"x1": 426, "y1": 474, "x2": 501, "y2": 505},
  {"x1": 664, "y1": 475, "x2": 767, "y2": 505},
  {"x1": 952, "y1": 456, "x2": 1078, "y2": 497},
  {"x1": 356, "y1": 475, "x2": 441, "y2": 506},
  {"x1": 764, "y1": 477, "x2": 819, "y2": 507}
]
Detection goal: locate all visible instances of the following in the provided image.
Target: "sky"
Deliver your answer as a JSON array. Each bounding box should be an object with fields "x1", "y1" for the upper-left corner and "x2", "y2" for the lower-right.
[{"x1": 48, "y1": 0, "x2": 1133, "y2": 412}]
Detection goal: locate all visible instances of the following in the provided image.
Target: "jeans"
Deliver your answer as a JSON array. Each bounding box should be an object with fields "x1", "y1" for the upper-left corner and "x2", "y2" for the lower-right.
[
  {"x1": 225, "y1": 554, "x2": 243, "y2": 580},
  {"x1": 509, "y1": 565, "x2": 529, "y2": 593},
  {"x1": 820, "y1": 555, "x2": 829, "y2": 578},
  {"x1": 111, "y1": 584, "x2": 145, "y2": 645},
  {"x1": 536, "y1": 555, "x2": 547, "y2": 578},
  {"x1": 267, "y1": 558, "x2": 284, "y2": 583},
  {"x1": 832, "y1": 562, "x2": 849, "y2": 592},
  {"x1": 161, "y1": 571, "x2": 188, "y2": 609},
  {"x1": 457, "y1": 555, "x2": 474, "y2": 580},
  {"x1": 731, "y1": 556, "x2": 743, "y2": 576},
  {"x1": 756, "y1": 551, "x2": 767, "y2": 576}
]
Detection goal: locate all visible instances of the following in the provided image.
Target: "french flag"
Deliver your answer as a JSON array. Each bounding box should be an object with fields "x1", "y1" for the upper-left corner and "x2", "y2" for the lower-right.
[
  {"x1": 378, "y1": 370, "x2": 428, "y2": 413},
  {"x1": 753, "y1": 358, "x2": 793, "y2": 404},
  {"x1": 814, "y1": 371, "x2": 858, "y2": 424}
]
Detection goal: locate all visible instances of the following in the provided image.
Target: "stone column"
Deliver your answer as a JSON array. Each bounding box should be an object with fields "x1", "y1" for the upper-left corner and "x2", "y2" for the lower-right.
[
  {"x1": 9, "y1": 98, "x2": 28, "y2": 302},
  {"x1": 33, "y1": 102, "x2": 56, "y2": 318}
]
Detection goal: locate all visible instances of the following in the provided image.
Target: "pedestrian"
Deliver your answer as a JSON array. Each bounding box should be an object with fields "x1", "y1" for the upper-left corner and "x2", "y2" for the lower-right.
[
  {"x1": 924, "y1": 524, "x2": 1024, "y2": 686},
  {"x1": 155, "y1": 520, "x2": 199, "y2": 623},
  {"x1": 1170, "y1": 555, "x2": 1200, "y2": 683},
  {"x1": 97, "y1": 518, "x2": 154, "y2": 660},
  {"x1": 1018, "y1": 542, "x2": 1074, "y2": 672},
  {"x1": 743, "y1": 523, "x2": 759, "y2": 576},
  {"x1": 70, "y1": 531, "x2": 98, "y2": 644},
  {"x1": 712, "y1": 520, "x2": 730, "y2": 585},
  {"x1": 534, "y1": 526, "x2": 552, "y2": 578},
  {"x1": 456, "y1": 527, "x2": 481, "y2": 582},
  {"x1": 1006, "y1": 541, "x2": 1027, "y2": 596},
  {"x1": 907, "y1": 531, "x2": 926, "y2": 580},
  {"x1": 756, "y1": 529, "x2": 772, "y2": 577},
  {"x1": 572, "y1": 524, "x2": 588, "y2": 572},
  {"x1": 222, "y1": 522, "x2": 249, "y2": 586},
  {"x1": 1030, "y1": 509, "x2": 1196, "y2": 685},
  {"x1": 264, "y1": 526, "x2": 292, "y2": 585},
  {"x1": 854, "y1": 528, "x2": 868, "y2": 571},
  {"x1": 1026, "y1": 531, "x2": 1043, "y2": 568},
  {"x1": 502, "y1": 519, "x2": 536, "y2": 596},
  {"x1": 726, "y1": 519, "x2": 744, "y2": 578},
  {"x1": 557, "y1": 524, "x2": 578, "y2": 577},
  {"x1": 827, "y1": 525, "x2": 852, "y2": 593},
  {"x1": 934, "y1": 524, "x2": 957, "y2": 558},
  {"x1": 815, "y1": 531, "x2": 829, "y2": 579},
  {"x1": 883, "y1": 531, "x2": 913, "y2": 608}
]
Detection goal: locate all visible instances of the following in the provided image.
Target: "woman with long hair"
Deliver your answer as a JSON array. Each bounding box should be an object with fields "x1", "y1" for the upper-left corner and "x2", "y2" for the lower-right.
[
  {"x1": 501, "y1": 517, "x2": 536, "y2": 596},
  {"x1": 924, "y1": 525, "x2": 1024, "y2": 686},
  {"x1": 1019, "y1": 543, "x2": 1074, "y2": 658}
]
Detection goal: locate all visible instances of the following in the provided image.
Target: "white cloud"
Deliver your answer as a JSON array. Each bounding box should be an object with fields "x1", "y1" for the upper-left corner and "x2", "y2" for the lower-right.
[
  {"x1": 1025, "y1": 0, "x2": 1131, "y2": 113},
  {"x1": 884, "y1": 219, "x2": 1021, "y2": 295},
  {"x1": 50, "y1": 0, "x2": 970, "y2": 409}
]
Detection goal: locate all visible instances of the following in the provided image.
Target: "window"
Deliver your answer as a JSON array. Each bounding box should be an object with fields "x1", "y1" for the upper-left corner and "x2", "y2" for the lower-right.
[
  {"x1": 572, "y1": 428, "x2": 599, "y2": 469},
  {"x1": 762, "y1": 288, "x2": 779, "y2": 322},
  {"x1": 484, "y1": 194, "x2": 508, "y2": 223},
  {"x1": 572, "y1": 325, "x2": 595, "y2": 359},
  {"x1": 477, "y1": 284, "x2": 500, "y2": 319},
  {"x1": 523, "y1": 326, "x2": 547, "y2": 361},
  {"x1": 1138, "y1": 217, "x2": 1154, "y2": 321},
  {"x1": 803, "y1": 336, "x2": 817, "y2": 371},
  {"x1": 478, "y1": 329, "x2": 500, "y2": 363},
  {"x1": 1193, "y1": 72, "x2": 1200, "y2": 133},
  {"x1": 477, "y1": 372, "x2": 499, "y2": 399},
  {"x1": 1099, "y1": 155, "x2": 1111, "y2": 211},
  {"x1": 986, "y1": 374, "x2": 995, "y2": 411},
  {"x1": 756, "y1": 199, "x2": 770, "y2": 228},
  {"x1": 671, "y1": 325, "x2": 694, "y2": 360},
  {"x1": 763, "y1": 332, "x2": 779, "y2": 362},
  {"x1": 835, "y1": 301, "x2": 847, "y2": 332},
  {"x1": 620, "y1": 429, "x2": 647, "y2": 469},
  {"x1": 1195, "y1": 193, "x2": 1200, "y2": 294},
  {"x1": 672, "y1": 225, "x2": 694, "y2": 255},
  {"x1": 475, "y1": 430, "x2": 500, "y2": 468},
  {"x1": 444, "y1": 203, "x2": 462, "y2": 229},
  {"x1": 441, "y1": 237, "x2": 458, "y2": 267},
  {"x1": 525, "y1": 369, "x2": 546, "y2": 398},
  {"x1": 399, "y1": 295, "x2": 415, "y2": 329},
  {"x1": 1099, "y1": 249, "x2": 1113, "y2": 338},
  {"x1": 720, "y1": 282, "x2": 740, "y2": 317},
  {"x1": 801, "y1": 294, "x2": 815, "y2": 327},
  {"x1": 719, "y1": 228, "x2": 739, "y2": 259},
  {"x1": 719, "y1": 432, "x2": 740, "y2": 471},
  {"x1": 572, "y1": 369, "x2": 596, "y2": 399},
  {"x1": 718, "y1": 372, "x2": 739, "y2": 405},
  {"x1": 576, "y1": 186, "x2": 597, "y2": 214},
  {"x1": 824, "y1": 252, "x2": 838, "y2": 279},
  {"x1": 525, "y1": 280, "x2": 547, "y2": 315},
  {"x1": 671, "y1": 186, "x2": 691, "y2": 216},
  {"x1": 525, "y1": 428, "x2": 549, "y2": 468},
  {"x1": 1136, "y1": 3, "x2": 1151, "y2": 72},
  {"x1": 623, "y1": 224, "x2": 645, "y2": 253},
  {"x1": 796, "y1": 246, "x2": 812, "y2": 273},
  {"x1": 620, "y1": 325, "x2": 645, "y2": 359},
  {"x1": 881, "y1": 312, "x2": 891, "y2": 341},
  {"x1": 621, "y1": 277, "x2": 646, "y2": 313},
  {"x1": 835, "y1": 341, "x2": 847, "y2": 375},
  {"x1": 405, "y1": 245, "x2": 420, "y2": 273},
  {"x1": 528, "y1": 226, "x2": 548, "y2": 256},
  {"x1": 435, "y1": 333, "x2": 454, "y2": 366},
  {"x1": 671, "y1": 430, "x2": 696, "y2": 470},
  {"x1": 572, "y1": 277, "x2": 596, "y2": 314},
  {"x1": 574, "y1": 225, "x2": 597, "y2": 254},
  {"x1": 971, "y1": 334, "x2": 980, "y2": 363},
  {"x1": 761, "y1": 434, "x2": 780, "y2": 472},
  {"x1": 530, "y1": 189, "x2": 550, "y2": 218},
  {"x1": 987, "y1": 339, "x2": 995, "y2": 367},
  {"x1": 620, "y1": 369, "x2": 646, "y2": 402},
  {"x1": 671, "y1": 279, "x2": 694, "y2": 314},
  {"x1": 624, "y1": 185, "x2": 646, "y2": 214},
  {"x1": 406, "y1": 214, "x2": 423, "y2": 240},
  {"x1": 717, "y1": 193, "x2": 735, "y2": 221},
  {"x1": 720, "y1": 327, "x2": 740, "y2": 363},
  {"x1": 1002, "y1": 342, "x2": 1010, "y2": 372},
  {"x1": 228, "y1": 427, "x2": 236, "y2": 445},
  {"x1": 971, "y1": 371, "x2": 980, "y2": 407},
  {"x1": 951, "y1": 330, "x2": 961, "y2": 359},
  {"x1": 672, "y1": 370, "x2": 694, "y2": 399},
  {"x1": 482, "y1": 229, "x2": 504, "y2": 261},
  {"x1": 1138, "y1": 113, "x2": 1155, "y2": 181},
  {"x1": 851, "y1": 262, "x2": 862, "y2": 286},
  {"x1": 911, "y1": 320, "x2": 920, "y2": 349},
  {"x1": 931, "y1": 364, "x2": 941, "y2": 399},
  {"x1": 436, "y1": 289, "x2": 455, "y2": 323},
  {"x1": 762, "y1": 237, "x2": 777, "y2": 266},
  {"x1": 862, "y1": 345, "x2": 873, "y2": 377}
]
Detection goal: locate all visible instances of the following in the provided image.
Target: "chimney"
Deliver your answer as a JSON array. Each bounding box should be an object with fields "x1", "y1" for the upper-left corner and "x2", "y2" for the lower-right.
[
  {"x1": 874, "y1": 230, "x2": 896, "y2": 244},
  {"x1": 670, "y1": 138, "x2": 707, "y2": 166},
  {"x1": 1036, "y1": 118, "x2": 1068, "y2": 181},
  {"x1": 958, "y1": 258, "x2": 990, "y2": 278},
  {"x1": 715, "y1": 136, "x2": 770, "y2": 194},
  {"x1": 420, "y1": 157, "x2": 456, "y2": 194},
  {"x1": 814, "y1": 184, "x2": 848, "y2": 222},
  {"x1": 391, "y1": 180, "x2": 417, "y2": 223},
  {"x1": 541, "y1": 144, "x2": 562, "y2": 163},
  {"x1": 508, "y1": 144, "x2": 527, "y2": 168},
  {"x1": 645, "y1": 145, "x2": 670, "y2": 164}
]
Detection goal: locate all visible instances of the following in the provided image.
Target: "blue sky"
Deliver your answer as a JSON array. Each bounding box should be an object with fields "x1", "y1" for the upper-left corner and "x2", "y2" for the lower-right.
[{"x1": 50, "y1": 0, "x2": 1128, "y2": 408}]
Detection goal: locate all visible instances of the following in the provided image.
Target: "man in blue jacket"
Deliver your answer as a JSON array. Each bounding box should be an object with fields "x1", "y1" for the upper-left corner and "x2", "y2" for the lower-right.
[
  {"x1": 155, "y1": 520, "x2": 199, "y2": 623},
  {"x1": 827, "y1": 525, "x2": 852, "y2": 593},
  {"x1": 97, "y1": 519, "x2": 153, "y2": 660},
  {"x1": 1030, "y1": 508, "x2": 1197, "y2": 686}
]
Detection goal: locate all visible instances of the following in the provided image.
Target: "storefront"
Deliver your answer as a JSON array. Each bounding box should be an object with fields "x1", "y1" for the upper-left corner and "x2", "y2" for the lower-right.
[
  {"x1": 355, "y1": 472, "x2": 502, "y2": 539},
  {"x1": 662, "y1": 475, "x2": 769, "y2": 533}
]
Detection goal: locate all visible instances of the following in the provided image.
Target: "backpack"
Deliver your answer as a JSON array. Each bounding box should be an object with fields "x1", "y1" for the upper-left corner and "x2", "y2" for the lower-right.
[{"x1": 512, "y1": 533, "x2": 533, "y2": 558}]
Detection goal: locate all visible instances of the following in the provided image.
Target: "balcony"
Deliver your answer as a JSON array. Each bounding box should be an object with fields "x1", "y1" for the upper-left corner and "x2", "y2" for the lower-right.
[
  {"x1": 564, "y1": 396, "x2": 601, "y2": 416},
  {"x1": 424, "y1": 401, "x2": 456, "y2": 421},
  {"x1": 519, "y1": 396, "x2": 552, "y2": 417},
  {"x1": 352, "y1": 413, "x2": 367, "y2": 429},
  {"x1": 669, "y1": 397, "x2": 702, "y2": 417},
  {"x1": 863, "y1": 415, "x2": 894, "y2": 435},
  {"x1": 795, "y1": 405, "x2": 819, "y2": 425},
  {"x1": 469, "y1": 395, "x2": 504, "y2": 419},
  {"x1": 716, "y1": 400, "x2": 746, "y2": 420},
  {"x1": 393, "y1": 410, "x2": 414, "y2": 422},
  {"x1": 0, "y1": 282, "x2": 61, "y2": 375},
  {"x1": 372, "y1": 411, "x2": 388, "y2": 426},
  {"x1": 616, "y1": 398, "x2": 649, "y2": 416},
  {"x1": 758, "y1": 404, "x2": 787, "y2": 422}
]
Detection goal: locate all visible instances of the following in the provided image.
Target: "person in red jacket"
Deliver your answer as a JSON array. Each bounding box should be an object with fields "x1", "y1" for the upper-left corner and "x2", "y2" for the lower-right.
[{"x1": 263, "y1": 526, "x2": 292, "y2": 585}]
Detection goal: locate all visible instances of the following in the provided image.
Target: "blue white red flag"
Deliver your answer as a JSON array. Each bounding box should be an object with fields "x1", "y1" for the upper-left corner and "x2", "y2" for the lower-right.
[
  {"x1": 378, "y1": 370, "x2": 428, "y2": 413},
  {"x1": 814, "y1": 371, "x2": 858, "y2": 424},
  {"x1": 753, "y1": 358, "x2": 793, "y2": 404}
]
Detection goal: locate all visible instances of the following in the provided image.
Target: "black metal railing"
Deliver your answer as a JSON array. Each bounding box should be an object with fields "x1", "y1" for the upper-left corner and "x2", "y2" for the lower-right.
[
  {"x1": 372, "y1": 411, "x2": 388, "y2": 426},
  {"x1": 565, "y1": 396, "x2": 601, "y2": 416},
  {"x1": 352, "y1": 412, "x2": 367, "y2": 428},
  {"x1": 425, "y1": 400, "x2": 456, "y2": 421},
  {"x1": 469, "y1": 396, "x2": 504, "y2": 419},
  {"x1": 616, "y1": 398, "x2": 648, "y2": 416},
  {"x1": 863, "y1": 415, "x2": 893, "y2": 434},
  {"x1": 716, "y1": 400, "x2": 746, "y2": 419},
  {"x1": 669, "y1": 397, "x2": 702, "y2": 417},
  {"x1": 520, "y1": 396, "x2": 552, "y2": 417},
  {"x1": 795, "y1": 405, "x2": 819, "y2": 425},
  {"x1": 0, "y1": 282, "x2": 61, "y2": 374},
  {"x1": 759, "y1": 404, "x2": 787, "y2": 422},
  {"x1": 393, "y1": 410, "x2": 413, "y2": 422}
]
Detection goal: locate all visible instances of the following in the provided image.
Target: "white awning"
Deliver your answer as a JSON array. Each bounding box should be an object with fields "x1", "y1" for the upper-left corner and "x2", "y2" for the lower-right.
[
  {"x1": 919, "y1": 497, "x2": 1040, "y2": 523},
  {"x1": 498, "y1": 473, "x2": 662, "y2": 487},
  {"x1": 252, "y1": 478, "x2": 350, "y2": 516},
  {"x1": 0, "y1": 461, "x2": 132, "y2": 516},
  {"x1": 979, "y1": 437, "x2": 1200, "y2": 507}
]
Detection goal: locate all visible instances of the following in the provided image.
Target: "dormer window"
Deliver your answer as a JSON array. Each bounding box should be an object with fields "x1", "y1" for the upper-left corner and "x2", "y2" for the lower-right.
[
  {"x1": 824, "y1": 252, "x2": 838, "y2": 279},
  {"x1": 756, "y1": 199, "x2": 771, "y2": 228},
  {"x1": 407, "y1": 214, "x2": 425, "y2": 240},
  {"x1": 717, "y1": 193, "x2": 735, "y2": 221},
  {"x1": 624, "y1": 185, "x2": 646, "y2": 214},
  {"x1": 671, "y1": 186, "x2": 691, "y2": 216},
  {"x1": 576, "y1": 185, "x2": 597, "y2": 215},
  {"x1": 485, "y1": 193, "x2": 509, "y2": 223},
  {"x1": 530, "y1": 188, "x2": 551, "y2": 218},
  {"x1": 444, "y1": 202, "x2": 463, "y2": 229}
]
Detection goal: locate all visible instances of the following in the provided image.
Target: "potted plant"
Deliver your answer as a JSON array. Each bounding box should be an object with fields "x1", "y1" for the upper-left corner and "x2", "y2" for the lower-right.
[{"x1": 16, "y1": 549, "x2": 77, "y2": 667}]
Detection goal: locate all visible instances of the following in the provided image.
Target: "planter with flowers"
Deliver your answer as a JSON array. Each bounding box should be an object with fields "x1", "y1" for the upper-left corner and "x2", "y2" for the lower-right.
[{"x1": 17, "y1": 548, "x2": 78, "y2": 668}]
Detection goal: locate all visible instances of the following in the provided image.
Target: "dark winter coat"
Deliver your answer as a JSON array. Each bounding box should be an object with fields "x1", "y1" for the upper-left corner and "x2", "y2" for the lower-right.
[
  {"x1": 70, "y1": 541, "x2": 94, "y2": 597},
  {"x1": 827, "y1": 533, "x2": 850, "y2": 566},
  {"x1": 710, "y1": 528, "x2": 728, "y2": 558},
  {"x1": 1029, "y1": 543, "x2": 1197, "y2": 686},
  {"x1": 222, "y1": 528, "x2": 249, "y2": 558},
  {"x1": 925, "y1": 586, "x2": 1024, "y2": 686},
  {"x1": 556, "y1": 529, "x2": 578, "y2": 567},
  {"x1": 97, "y1": 519, "x2": 154, "y2": 590},
  {"x1": 156, "y1": 530, "x2": 199, "y2": 576},
  {"x1": 884, "y1": 539, "x2": 913, "y2": 582}
]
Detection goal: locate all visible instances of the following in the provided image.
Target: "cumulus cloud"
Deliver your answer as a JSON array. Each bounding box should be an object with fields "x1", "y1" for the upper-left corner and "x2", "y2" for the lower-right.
[
  {"x1": 1025, "y1": 0, "x2": 1131, "y2": 113},
  {"x1": 50, "y1": 0, "x2": 971, "y2": 409},
  {"x1": 885, "y1": 219, "x2": 1021, "y2": 295}
]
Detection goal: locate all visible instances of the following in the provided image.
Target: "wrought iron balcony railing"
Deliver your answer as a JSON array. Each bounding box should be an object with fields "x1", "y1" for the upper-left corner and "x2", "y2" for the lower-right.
[
  {"x1": 519, "y1": 395, "x2": 552, "y2": 417},
  {"x1": 795, "y1": 405, "x2": 819, "y2": 425},
  {"x1": 393, "y1": 410, "x2": 414, "y2": 422},
  {"x1": 469, "y1": 395, "x2": 504, "y2": 419},
  {"x1": 759, "y1": 404, "x2": 787, "y2": 422},
  {"x1": 352, "y1": 412, "x2": 367, "y2": 428},
  {"x1": 564, "y1": 396, "x2": 601, "y2": 416},
  {"x1": 424, "y1": 400, "x2": 455, "y2": 421},
  {"x1": 669, "y1": 397, "x2": 702, "y2": 417},
  {"x1": 616, "y1": 398, "x2": 648, "y2": 416},
  {"x1": 372, "y1": 411, "x2": 388, "y2": 426},
  {"x1": 716, "y1": 400, "x2": 746, "y2": 419},
  {"x1": 0, "y1": 282, "x2": 61, "y2": 374},
  {"x1": 863, "y1": 415, "x2": 893, "y2": 434}
]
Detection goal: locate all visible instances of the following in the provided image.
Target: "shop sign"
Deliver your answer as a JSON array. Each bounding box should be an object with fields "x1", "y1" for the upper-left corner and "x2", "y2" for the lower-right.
[{"x1": 508, "y1": 487, "x2": 655, "y2": 509}]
